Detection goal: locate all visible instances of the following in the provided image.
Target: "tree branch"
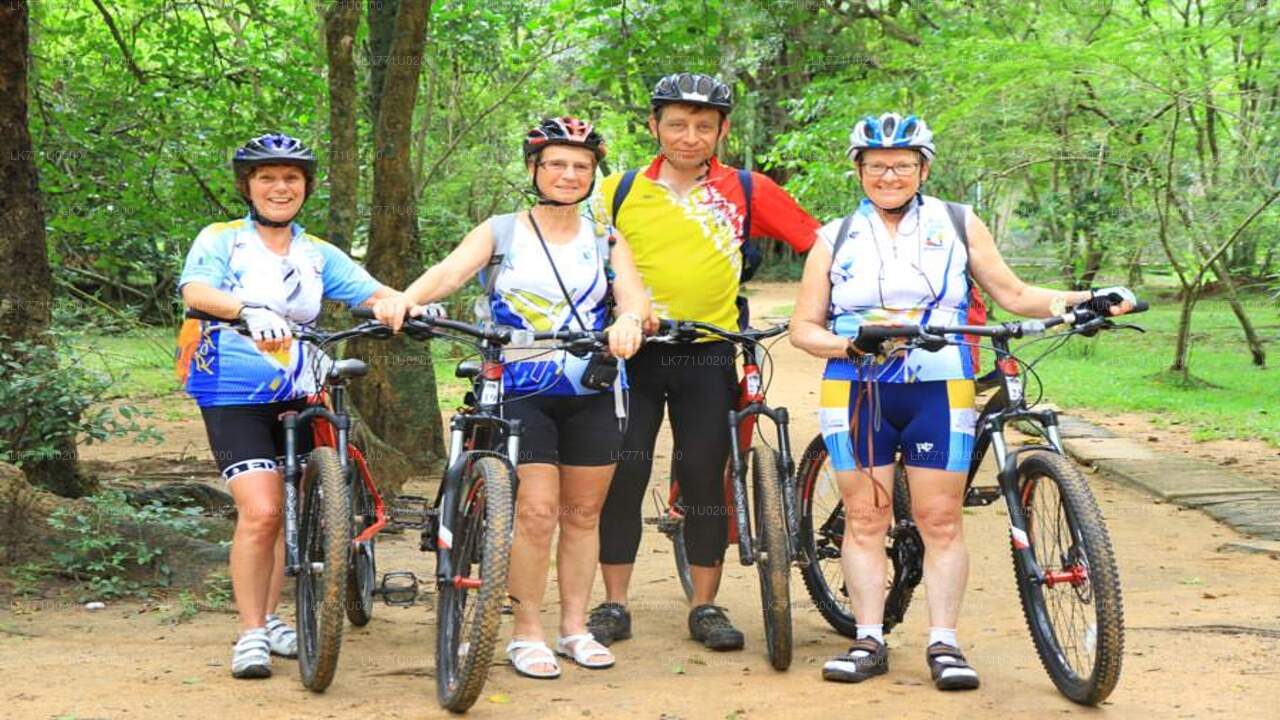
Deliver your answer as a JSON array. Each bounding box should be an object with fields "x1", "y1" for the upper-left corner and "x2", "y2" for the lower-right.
[
  {"x1": 176, "y1": 155, "x2": 233, "y2": 216},
  {"x1": 90, "y1": 0, "x2": 147, "y2": 84}
]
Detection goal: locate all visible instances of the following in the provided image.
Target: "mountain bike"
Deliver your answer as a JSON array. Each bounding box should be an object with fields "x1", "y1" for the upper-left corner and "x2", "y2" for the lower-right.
[
  {"x1": 185, "y1": 309, "x2": 392, "y2": 692},
  {"x1": 645, "y1": 319, "x2": 796, "y2": 670},
  {"x1": 351, "y1": 307, "x2": 610, "y2": 713},
  {"x1": 796, "y1": 300, "x2": 1146, "y2": 705}
]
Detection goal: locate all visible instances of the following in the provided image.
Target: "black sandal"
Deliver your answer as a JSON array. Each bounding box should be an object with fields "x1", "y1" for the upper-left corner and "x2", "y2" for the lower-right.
[
  {"x1": 926, "y1": 642, "x2": 980, "y2": 690},
  {"x1": 822, "y1": 637, "x2": 889, "y2": 683}
]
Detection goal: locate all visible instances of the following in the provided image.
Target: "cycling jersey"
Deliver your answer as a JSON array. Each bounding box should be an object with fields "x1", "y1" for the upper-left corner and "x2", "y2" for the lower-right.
[
  {"x1": 486, "y1": 214, "x2": 610, "y2": 396},
  {"x1": 176, "y1": 216, "x2": 379, "y2": 408},
  {"x1": 592, "y1": 155, "x2": 819, "y2": 332},
  {"x1": 822, "y1": 194, "x2": 982, "y2": 383}
]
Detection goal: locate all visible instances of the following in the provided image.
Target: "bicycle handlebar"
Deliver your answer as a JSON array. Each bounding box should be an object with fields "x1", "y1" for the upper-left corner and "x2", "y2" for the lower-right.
[
  {"x1": 852, "y1": 300, "x2": 1148, "y2": 350},
  {"x1": 184, "y1": 308, "x2": 393, "y2": 346},
  {"x1": 651, "y1": 318, "x2": 789, "y2": 345},
  {"x1": 348, "y1": 306, "x2": 609, "y2": 352}
]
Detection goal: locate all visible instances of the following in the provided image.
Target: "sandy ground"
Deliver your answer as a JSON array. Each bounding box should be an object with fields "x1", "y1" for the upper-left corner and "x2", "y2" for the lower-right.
[{"x1": 4, "y1": 283, "x2": 1279, "y2": 719}]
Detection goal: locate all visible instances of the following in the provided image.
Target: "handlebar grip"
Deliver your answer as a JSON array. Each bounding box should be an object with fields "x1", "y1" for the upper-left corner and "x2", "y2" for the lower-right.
[
  {"x1": 1131, "y1": 300, "x2": 1149, "y2": 314},
  {"x1": 656, "y1": 318, "x2": 675, "y2": 333},
  {"x1": 185, "y1": 309, "x2": 237, "y2": 322},
  {"x1": 351, "y1": 306, "x2": 376, "y2": 320},
  {"x1": 856, "y1": 324, "x2": 912, "y2": 341}
]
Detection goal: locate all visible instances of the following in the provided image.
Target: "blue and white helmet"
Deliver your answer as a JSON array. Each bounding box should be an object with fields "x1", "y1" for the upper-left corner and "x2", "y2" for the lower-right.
[{"x1": 847, "y1": 113, "x2": 935, "y2": 162}]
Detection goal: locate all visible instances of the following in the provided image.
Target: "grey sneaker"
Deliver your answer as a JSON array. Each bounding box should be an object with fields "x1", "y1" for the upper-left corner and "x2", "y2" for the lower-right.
[
  {"x1": 687, "y1": 605, "x2": 744, "y2": 651},
  {"x1": 587, "y1": 602, "x2": 632, "y2": 646},
  {"x1": 231, "y1": 628, "x2": 272, "y2": 679},
  {"x1": 264, "y1": 614, "x2": 297, "y2": 658}
]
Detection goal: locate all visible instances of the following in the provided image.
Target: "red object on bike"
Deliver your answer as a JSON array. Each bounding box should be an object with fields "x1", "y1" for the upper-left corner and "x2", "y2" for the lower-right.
[
  {"x1": 998, "y1": 357, "x2": 1019, "y2": 376},
  {"x1": 481, "y1": 361, "x2": 503, "y2": 380},
  {"x1": 308, "y1": 392, "x2": 388, "y2": 545},
  {"x1": 453, "y1": 576, "x2": 483, "y2": 590},
  {"x1": 1043, "y1": 565, "x2": 1089, "y2": 588}
]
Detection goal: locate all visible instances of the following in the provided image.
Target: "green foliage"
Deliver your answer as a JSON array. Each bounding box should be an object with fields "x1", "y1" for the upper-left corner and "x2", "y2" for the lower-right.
[
  {"x1": 0, "y1": 335, "x2": 162, "y2": 469},
  {"x1": 45, "y1": 490, "x2": 207, "y2": 601}
]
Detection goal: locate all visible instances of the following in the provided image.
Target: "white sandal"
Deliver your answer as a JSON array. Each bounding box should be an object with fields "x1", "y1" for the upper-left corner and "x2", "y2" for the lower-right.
[
  {"x1": 555, "y1": 633, "x2": 615, "y2": 669},
  {"x1": 506, "y1": 639, "x2": 561, "y2": 679}
]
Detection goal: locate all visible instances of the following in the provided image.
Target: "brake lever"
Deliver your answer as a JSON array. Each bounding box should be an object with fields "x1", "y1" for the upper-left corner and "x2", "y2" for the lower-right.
[
  {"x1": 916, "y1": 332, "x2": 948, "y2": 352},
  {"x1": 1111, "y1": 322, "x2": 1146, "y2": 333}
]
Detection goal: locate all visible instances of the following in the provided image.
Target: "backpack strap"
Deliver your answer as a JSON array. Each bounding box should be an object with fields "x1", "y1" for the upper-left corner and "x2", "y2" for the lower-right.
[
  {"x1": 610, "y1": 169, "x2": 639, "y2": 224},
  {"x1": 479, "y1": 212, "x2": 518, "y2": 298},
  {"x1": 944, "y1": 201, "x2": 969, "y2": 257},
  {"x1": 737, "y1": 168, "x2": 754, "y2": 241},
  {"x1": 831, "y1": 212, "x2": 856, "y2": 267}
]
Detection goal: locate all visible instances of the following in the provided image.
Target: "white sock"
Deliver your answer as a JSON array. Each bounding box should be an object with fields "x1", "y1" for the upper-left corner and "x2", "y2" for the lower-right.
[
  {"x1": 928, "y1": 627, "x2": 958, "y2": 648},
  {"x1": 853, "y1": 624, "x2": 884, "y2": 656}
]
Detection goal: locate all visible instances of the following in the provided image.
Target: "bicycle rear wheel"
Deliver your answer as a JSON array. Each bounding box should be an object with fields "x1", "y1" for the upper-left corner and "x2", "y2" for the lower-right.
[
  {"x1": 664, "y1": 455, "x2": 696, "y2": 601},
  {"x1": 796, "y1": 434, "x2": 914, "y2": 637},
  {"x1": 296, "y1": 446, "x2": 351, "y2": 692},
  {"x1": 436, "y1": 456, "x2": 514, "y2": 713},
  {"x1": 750, "y1": 446, "x2": 792, "y2": 670},
  {"x1": 346, "y1": 451, "x2": 376, "y2": 627},
  {"x1": 1012, "y1": 452, "x2": 1123, "y2": 705}
]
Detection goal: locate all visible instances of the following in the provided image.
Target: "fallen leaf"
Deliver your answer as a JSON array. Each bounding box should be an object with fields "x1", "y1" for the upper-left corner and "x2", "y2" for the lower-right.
[{"x1": 487, "y1": 694, "x2": 511, "y2": 704}]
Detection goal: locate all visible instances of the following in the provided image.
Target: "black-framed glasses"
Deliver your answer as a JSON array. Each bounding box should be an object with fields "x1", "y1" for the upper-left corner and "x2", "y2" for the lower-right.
[
  {"x1": 861, "y1": 161, "x2": 921, "y2": 177},
  {"x1": 537, "y1": 159, "x2": 595, "y2": 175}
]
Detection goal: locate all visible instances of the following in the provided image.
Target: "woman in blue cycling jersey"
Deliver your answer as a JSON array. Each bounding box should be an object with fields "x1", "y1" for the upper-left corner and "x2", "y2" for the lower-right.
[
  {"x1": 373, "y1": 118, "x2": 648, "y2": 679},
  {"x1": 177, "y1": 134, "x2": 404, "y2": 679},
  {"x1": 789, "y1": 113, "x2": 1136, "y2": 691}
]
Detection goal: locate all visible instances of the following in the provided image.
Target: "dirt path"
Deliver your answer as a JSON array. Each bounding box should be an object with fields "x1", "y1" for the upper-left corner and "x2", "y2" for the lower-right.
[{"x1": 4, "y1": 283, "x2": 1278, "y2": 719}]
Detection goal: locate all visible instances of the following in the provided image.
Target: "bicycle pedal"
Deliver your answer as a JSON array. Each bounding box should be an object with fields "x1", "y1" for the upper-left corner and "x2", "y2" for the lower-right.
[
  {"x1": 376, "y1": 570, "x2": 419, "y2": 607},
  {"x1": 963, "y1": 486, "x2": 1001, "y2": 507},
  {"x1": 389, "y1": 494, "x2": 433, "y2": 530}
]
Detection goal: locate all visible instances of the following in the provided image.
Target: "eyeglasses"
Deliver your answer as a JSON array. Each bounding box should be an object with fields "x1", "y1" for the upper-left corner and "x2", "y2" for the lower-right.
[
  {"x1": 861, "y1": 162, "x2": 921, "y2": 177},
  {"x1": 537, "y1": 160, "x2": 595, "y2": 176}
]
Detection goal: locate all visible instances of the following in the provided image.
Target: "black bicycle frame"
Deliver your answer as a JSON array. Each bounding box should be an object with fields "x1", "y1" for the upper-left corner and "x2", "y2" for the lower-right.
[
  {"x1": 967, "y1": 335, "x2": 1070, "y2": 587},
  {"x1": 431, "y1": 341, "x2": 522, "y2": 588},
  {"x1": 280, "y1": 381, "x2": 353, "y2": 578},
  {"x1": 725, "y1": 336, "x2": 797, "y2": 566}
]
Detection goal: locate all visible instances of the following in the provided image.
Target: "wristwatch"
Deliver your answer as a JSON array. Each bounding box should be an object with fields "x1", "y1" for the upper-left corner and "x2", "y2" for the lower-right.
[
  {"x1": 616, "y1": 312, "x2": 642, "y2": 327},
  {"x1": 1049, "y1": 294, "x2": 1067, "y2": 317}
]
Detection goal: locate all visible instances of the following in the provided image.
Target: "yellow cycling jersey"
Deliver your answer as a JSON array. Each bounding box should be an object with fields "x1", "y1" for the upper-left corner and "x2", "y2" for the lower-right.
[{"x1": 592, "y1": 156, "x2": 818, "y2": 331}]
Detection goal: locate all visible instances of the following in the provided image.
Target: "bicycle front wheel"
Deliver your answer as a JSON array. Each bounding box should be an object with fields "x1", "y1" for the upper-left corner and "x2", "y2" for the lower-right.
[
  {"x1": 750, "y1": 446, "x2": 792, "y2": 670},
  {"x1": 1012, "y1": 452, "x2": 1123, "y2": 705},
  {"x1": 296, "y1": 446, "x2": 352, "y2": 692},
  {"x1": 436, "y1": 456, "x2": 514, "y2": 713}
]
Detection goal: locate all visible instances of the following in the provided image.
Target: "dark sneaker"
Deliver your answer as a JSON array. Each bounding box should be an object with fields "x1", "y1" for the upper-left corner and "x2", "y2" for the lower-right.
[
  {"x1": 822, "y1": 637, "x2": 889, "y2": 683},
  {"x1": 687, "y1": 605, "x2": 745, "y2": 651},
  {"x1": 587, "y1": 602, "x2": 631, "y2": 646},
  {"x1": 926, "y1": 642, "x2": 980, "y2": 690}
]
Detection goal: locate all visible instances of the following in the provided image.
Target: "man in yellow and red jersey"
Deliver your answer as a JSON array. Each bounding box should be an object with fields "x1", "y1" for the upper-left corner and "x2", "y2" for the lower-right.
[{"x1": 589, "y1": 72, "x2": 820, "y2": 651}]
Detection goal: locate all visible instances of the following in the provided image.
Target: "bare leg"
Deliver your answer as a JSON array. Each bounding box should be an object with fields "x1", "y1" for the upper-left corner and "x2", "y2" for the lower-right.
[
  {"x1": 506, "y1": 463, "x2": 560, "y2": 674},
  {"x1": 556, "y1": 464, "x2": 614, "y2": 665},
  {"x1": 228, "y1": 470, "x2": 284, "y2": 633},
  {"x1": 906, "y1": 466, "x2": 969, "y2": 629},
  {"x1": 835, "y1": 465, "x2": 897, "y2": 625}
]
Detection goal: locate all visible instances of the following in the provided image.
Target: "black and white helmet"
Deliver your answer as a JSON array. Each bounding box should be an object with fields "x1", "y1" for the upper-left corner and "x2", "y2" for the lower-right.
[
  {"x1": 847, "y1": 113, "x2": 935, "y2": 162},
  {"x1": 651, "y1": 72, "x2": 733, "y2": 113}
]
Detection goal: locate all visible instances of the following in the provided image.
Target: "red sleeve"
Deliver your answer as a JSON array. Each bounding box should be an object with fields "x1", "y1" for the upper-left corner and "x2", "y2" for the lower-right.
[{"x1": 748, "y1": 171, "x2": 820, "y2": 252}]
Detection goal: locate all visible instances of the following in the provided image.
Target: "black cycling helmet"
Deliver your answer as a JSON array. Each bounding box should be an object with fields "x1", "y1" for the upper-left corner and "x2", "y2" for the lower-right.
[
  {"x1": 232, "y1": 133, "x2": 316, "y2": 228},
  {"x1": 650, "y1": 73, "x2": 733, "y2": 114},
  {"x1": 523, "y1": 117, "x2": 607, "y2": 162},
  {"x1": 523, "y1": 117, "x2": 605, "y2": 207}
]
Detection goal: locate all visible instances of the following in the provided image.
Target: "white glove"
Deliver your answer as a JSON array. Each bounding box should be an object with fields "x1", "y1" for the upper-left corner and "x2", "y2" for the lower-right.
[
  {"x1": 1091, "y1": 286, "x2": 1137, "y2": 306},
  {"x1": 239, "y1": 305, "x2": 292, "y2": 343},
  {"x1": 412, "y1": 303, "x2": 448, "y2": 319}
]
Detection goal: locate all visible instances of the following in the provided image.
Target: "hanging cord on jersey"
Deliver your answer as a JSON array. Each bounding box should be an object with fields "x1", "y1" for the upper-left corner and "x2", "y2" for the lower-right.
[
  {"x1": 527, "y1": 211, "x2": 628, "y2": 430},
  {"x1": 849, "y1": 357, "x2": 893, "y2": 511}
]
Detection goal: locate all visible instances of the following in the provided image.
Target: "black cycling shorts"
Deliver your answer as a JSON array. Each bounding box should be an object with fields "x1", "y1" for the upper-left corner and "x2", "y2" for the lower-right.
[
  {"x1": 504, "y1": 392, "x2": 622, "y2": 467},
  {"x1": 199, "y1": 398, "x2": 313, "y2": 483}
]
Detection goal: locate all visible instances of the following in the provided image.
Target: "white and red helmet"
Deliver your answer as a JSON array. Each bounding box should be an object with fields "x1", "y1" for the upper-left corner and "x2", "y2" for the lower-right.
[{"x1": 523, "y1": 117, "x2": 607, "y2": 161}]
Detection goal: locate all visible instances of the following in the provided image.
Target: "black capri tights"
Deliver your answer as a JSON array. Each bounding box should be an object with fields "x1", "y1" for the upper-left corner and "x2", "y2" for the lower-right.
[{"x1": 599, "y1": 341, "x2": 737, "y2": 567}]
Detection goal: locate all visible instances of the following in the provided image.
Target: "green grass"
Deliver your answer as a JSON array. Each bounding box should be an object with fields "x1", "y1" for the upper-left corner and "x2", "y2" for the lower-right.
[
  {"x1": 1008, "y1": 294, "x2": 1280, "y2": 446},
  {"x1": 64, "y1": 327, "x2": 178, "y2": 399}
]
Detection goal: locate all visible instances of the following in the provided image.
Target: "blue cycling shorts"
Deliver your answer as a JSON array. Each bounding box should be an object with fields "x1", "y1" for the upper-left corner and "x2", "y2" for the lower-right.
[{"x1": 818, "y1": 379, "x2": 977, "y2": 473}]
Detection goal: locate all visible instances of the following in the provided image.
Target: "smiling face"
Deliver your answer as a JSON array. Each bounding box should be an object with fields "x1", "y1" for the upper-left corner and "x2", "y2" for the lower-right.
[
  {"x1": 528, "y1": 144, "x2": 597, "y2": 204},
  {"x1": 246, "y1": 164, "x2": 307, "y2": 223},
  {"x1": 648, "y1": 103, "x2": 728, "y2": 171},
  {"x1": 856, "y1": 148, "x2": 930, "y2": 210}
]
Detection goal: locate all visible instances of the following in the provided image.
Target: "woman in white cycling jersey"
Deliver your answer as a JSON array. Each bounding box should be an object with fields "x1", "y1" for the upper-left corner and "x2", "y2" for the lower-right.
[
  {"x1": 373, "y1": 118, "x2": 648, "y2": 679},
  {"x1": 177, "y1": 134, "x2": 405, "y2": 679},
  {"x1": 789, "y1": 113, "x2": 1136, "y2": 690}
]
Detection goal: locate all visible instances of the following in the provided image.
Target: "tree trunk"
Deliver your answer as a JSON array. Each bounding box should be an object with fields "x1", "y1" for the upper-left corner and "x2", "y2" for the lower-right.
[
  {"x1": 0, "y1": 2, "x2": 85, "y2": 496},
  {"x1": 1202, "y1": 246, "x2": 1266, "y2": 367},
  {"x1": 324, "y1": 0, "x2": 360, "y2": 253},
  {"x1": 349, "y1": 0, "x2": 444, "y2": 475},
  {"x1": 1170, "y1": 288, "x2": 1197, "y2": 377}
]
